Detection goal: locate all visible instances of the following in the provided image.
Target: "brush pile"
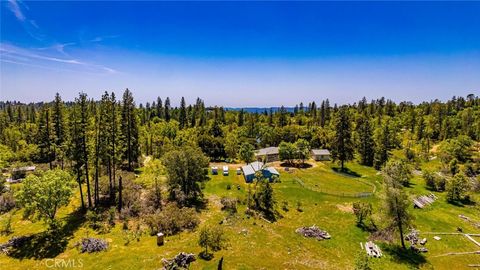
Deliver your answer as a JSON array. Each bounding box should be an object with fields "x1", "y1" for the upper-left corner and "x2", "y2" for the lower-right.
[
  {"x1": 80, "y1": 237, "x2": 108, "y2": 253},
  {"x1": 162, "y1": 252, "x2": 196, "y2": 270},
  {"x1": 296, "y1": 225, "x2": 331, "y2": 240}
]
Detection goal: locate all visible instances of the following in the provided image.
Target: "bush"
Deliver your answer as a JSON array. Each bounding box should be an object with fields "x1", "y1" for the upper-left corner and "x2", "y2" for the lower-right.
[
  {"x1": 0, "y1": 192, "x2": 16, "y2": 214},
  {"x1": 198, "y1": 225, "x2": 227, "y2": 258},
  {"x1": 144, "y1": 203, "x2": 199, "y2": 236},
  {"x1": 220, "y1": 197, "x2": 237, "y2": 214},
  {"x1": 423, "y1": 170, "x2": 445, "y2": 191},
  {"x1": 86, "y1": 210, "x2": 103, "y2": 230},
  {"x1": 282, "y1": 201, "x2": 289, "y2": 212},
  {"x1": 446, "y1": 173, "x2": 471, "y2": 203},
  {"x1": 1, "y1": 213, "x2": 13, "y2": 235},
  {"x1": 404, "y1": 148, "x2": 416, "y2": 162},
  {"x1": 143, "y1": 181, "x2": 162, "y2": 214}
]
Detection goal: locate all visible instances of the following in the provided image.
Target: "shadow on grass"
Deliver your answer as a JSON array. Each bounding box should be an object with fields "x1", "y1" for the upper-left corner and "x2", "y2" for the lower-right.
[
  {"x1": 447, "y1": 198, "x2": 476, "y2": 207},
  {"x1": 279, "y1": 162, "x2": 312, "y2": 169},
  {"x1": 382, "y1": 244, "x2": 427, "y2": 268},
  {"x1": 332, "y1": 167, "x2": 362, "y2": 178},
  {"x1": 199, "y1": 251, "x2": 214, "y2": 261},
  {"x1": 7, "y1": 207, "x2": 86, "y2": 259}
]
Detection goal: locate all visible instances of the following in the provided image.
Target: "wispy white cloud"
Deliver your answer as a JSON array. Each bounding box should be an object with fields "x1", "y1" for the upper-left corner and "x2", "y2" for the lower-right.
[
  {"x1": 7, "y1": 0, "x2": 25, "y2": 21},
  {"x1": 1, "y1": 43, "x2": 118, "y2": 74},
  {"x1": 6, "y1": 0, "x2": 44, "y2": 40},
  {"x1": 37, "y1": 42, "x2": 76, "y2": 57},
  {"x1": 4, "y1": 0, "x2": 119, "y2": 74},
  {"x1": 89, "y1": 35, "x2": 120, "y2": 43}
]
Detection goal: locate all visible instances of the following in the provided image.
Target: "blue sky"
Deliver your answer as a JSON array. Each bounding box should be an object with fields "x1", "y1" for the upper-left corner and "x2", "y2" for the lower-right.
[{"x1": 1, "y1": 1, "x2": 479, "y2": 106}]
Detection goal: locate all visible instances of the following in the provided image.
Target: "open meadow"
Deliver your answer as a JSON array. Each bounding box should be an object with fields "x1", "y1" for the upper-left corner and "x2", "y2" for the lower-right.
[{"x1": 1, "y1": 155, "x2": 479, "y2": 270}]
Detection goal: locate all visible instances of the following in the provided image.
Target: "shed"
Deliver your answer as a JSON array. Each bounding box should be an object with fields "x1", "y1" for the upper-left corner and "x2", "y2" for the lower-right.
[
  {"x1": 311, "y1": 149, "x2": 331, "y2": 161},
  {"x1": 255, "y1": 147, "x2": 280, "y2": 163}
]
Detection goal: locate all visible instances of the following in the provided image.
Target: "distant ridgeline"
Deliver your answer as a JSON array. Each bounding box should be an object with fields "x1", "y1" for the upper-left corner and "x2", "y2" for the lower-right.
[{"x1": 225, "y1": 107, "x2": 296, "y2": 113}]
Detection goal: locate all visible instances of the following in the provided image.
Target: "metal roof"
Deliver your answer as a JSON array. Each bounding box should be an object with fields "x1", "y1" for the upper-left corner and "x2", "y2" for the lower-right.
[
  {"x1": 250, "y1": 161, "x2": 264, "y2": 171},
  {"x1": 255, "y1": 147, "x2": 279, "y2": 156},
  {"x1": 266, "y1": 167, "x2": 280, "y2": 175},
  {"x1": 241, "y1": 165, "x2": 256, "y2": 176},
  {"x1": 312, "y1": 149, "x2": 331, "y2": 155}
]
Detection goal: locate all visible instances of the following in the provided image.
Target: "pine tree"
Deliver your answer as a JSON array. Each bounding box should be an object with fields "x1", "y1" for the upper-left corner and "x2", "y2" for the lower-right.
[
  {"x1": 278, "y1": 106, "x2": 287, "y2": 127},
  {"x1": 190, "y1": 101, "x2": 197, "y2": 127},
  {"x1": 77, "y1": 92, "x2": 92, "y2": 208},
  {"x1": 238, "y1": 109, "x2": 244, "y2": 126},
  {"x1": 121, "y1": 89, "x2": 140, "y2": 171},
  {"x1": 156, "y1": 97, "x2": 163, "y2": 119},
  {"x1": 374, "y1": 119, "x2": 396, "y2": 169},
  {"x1": 69, "y1": 105, "x2": 85, "y2": 210},
  {"x1": 92, "y1": 101, "x2": 100, "y2": 207},
  {"x1": 164, "y1": 97, "x2": 171, "y2": 122},
  {"x1": 179, "y1": 97, "x2": 187, "y2": 129},
  {"x1": 37, "y1": 105, "x2": 55, "y2": 168},
  {"x1": 52, "y1": 93, "x2": 67, "y2": 168},
  {"x1": 110, "y1": 92, "x2": 119, "y2": 199},
  {"x1": 382, "y1": 161, "x2": 412, "y2": 249},
  {"x1": 356, "y1": 114, "x2": 375, "y2": 166},
  {"x1": 331, "y1": 106, "x2": 354, "y2": 170}
]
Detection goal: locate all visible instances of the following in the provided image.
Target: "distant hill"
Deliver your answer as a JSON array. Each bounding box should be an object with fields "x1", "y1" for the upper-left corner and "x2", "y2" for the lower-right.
[{"x1": 225, "y1": 107, "x2": 295, "y2": 113}]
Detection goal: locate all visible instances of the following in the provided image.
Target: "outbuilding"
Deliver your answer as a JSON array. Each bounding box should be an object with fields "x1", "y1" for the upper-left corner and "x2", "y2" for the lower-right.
[
  {"x1": 255, "y1": 147, "x2": 279, "y2": 163},
  {"x1": 311, "y1": 149, "x2": 331, "y2": 161},
  {"x1": 241, "y1": 161, "x2": 280, "y2": 183}
]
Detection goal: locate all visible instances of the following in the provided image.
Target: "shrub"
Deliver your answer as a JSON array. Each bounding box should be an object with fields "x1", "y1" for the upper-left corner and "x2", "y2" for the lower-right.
[
  {"x1": 352, "y1": 202, "x2": 372, "y2": 226},
  {"x1": 198, "y1": 225, "x2": 227, "y2": 258},
  {"x1": 423, "y1": 170, "x2": 436, "y2": 190},
  {"x1": 423, "y1": 170, "x2": 445, "y2": 191},
  {"x1": 446, "y1": 173, "x2": 471, "y2": 203},
  {"x1": 0, "y1": 192, "x2": 16, "y2": 214},
  {"x1": 404, "y1": 148, "x2": 416, "y2": 162},
  {"x1": 220, "y1": 197, "x2": 237, "y2": 214},
  {"x1": 86, "y1": 210, "x2": 103, "y2": 230},
  {"x1": 282, "y1": 201, "x2": 289, "y2": 212},
  {"x1": 296, "y1": 201, "x2": 303, "y2": 212},
  {"x1": 144, "y1": 203, "x2": 199, "y2": 236},
  {"x1": 143, "y1": 181, "x2": 162, "y2": 214},
  {"x1": 1, "y1": 213, "x2": 13, "y2": 235}
]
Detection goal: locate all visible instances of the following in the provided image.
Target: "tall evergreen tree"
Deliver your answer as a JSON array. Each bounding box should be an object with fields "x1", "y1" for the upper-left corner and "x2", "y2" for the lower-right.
[
  {"x1": 121, "y1": 89, "x2": 140, "y2": 171},
  {"x1": 156, "y1": 97, "x2": 163, "y2": 119},
  {"x1": 238, "y1": 109, "x2": 244, "y2": 126},
  {"x1": 69, "y1": 104, "x2": 85, "y2": 209},
  {"x1": 164, "y1": 97, "x2": 171, "y2": 122},
  {"x1": 331, "y1": 106, "x2": 354, "y2": 170},
  {"x1": 356, "y1": 114, "x2": 375, "y2": 166},
  {"x1": 374, "y1": 119, "x2": 397, "y2": 169},
  {"x1": 53, "y1": 93, "x2": 67, "y2": 168},
  {"x1": 179, "y1": 97, "x2": 187, "y2": 129},
  {"x1": 77, "y1": 92, "x2": 92, "y2": 208},
  {"x1": 37, "y1": 105, "x2": 55, "y2": 168}
]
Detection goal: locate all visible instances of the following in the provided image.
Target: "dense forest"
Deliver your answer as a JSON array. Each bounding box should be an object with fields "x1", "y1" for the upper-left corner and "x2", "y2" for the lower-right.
[
  {"x1": 1, "y1": 90, "x2": 479, "y2": 268},
  {"x1": 1, "y1": 90, "x2": 479, "y2": 169},
  {"x1": 1, "y1": 90, "x2": 479, "y2": 209}
]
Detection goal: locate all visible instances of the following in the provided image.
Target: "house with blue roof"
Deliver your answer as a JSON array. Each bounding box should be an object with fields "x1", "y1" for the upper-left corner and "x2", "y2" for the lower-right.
[{"x1": 241, "y1": 161, "x2": 280, "y2": 183}]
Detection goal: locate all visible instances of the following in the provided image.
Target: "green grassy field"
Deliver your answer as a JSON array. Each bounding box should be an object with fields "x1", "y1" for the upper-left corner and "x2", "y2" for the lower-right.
[{"x1": 0, "y1": 158, "x2": 479, "y2": 270}]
